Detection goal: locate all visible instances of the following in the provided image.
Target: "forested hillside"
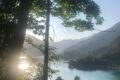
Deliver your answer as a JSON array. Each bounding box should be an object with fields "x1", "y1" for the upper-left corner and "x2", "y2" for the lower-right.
[{"x1": 69, "y1": 36, "x2": 120, "y2": 70}]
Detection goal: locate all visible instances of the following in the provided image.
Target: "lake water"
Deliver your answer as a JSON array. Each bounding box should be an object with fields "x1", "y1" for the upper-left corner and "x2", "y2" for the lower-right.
[{"x1": 50, "y1": 61, "x2": 120, "y2": 80}]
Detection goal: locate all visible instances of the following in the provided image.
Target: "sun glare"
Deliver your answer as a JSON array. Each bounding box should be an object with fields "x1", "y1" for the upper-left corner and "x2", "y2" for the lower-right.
[
  {"x1": 18, "y1": 56, "x2": 29, "y2": 70},
  {"x1": 18, "y1": 62, "x2": 29, "y2": 70},
  {"x1": 20, "y1": 56, "x2": 26, "y2": 59}
]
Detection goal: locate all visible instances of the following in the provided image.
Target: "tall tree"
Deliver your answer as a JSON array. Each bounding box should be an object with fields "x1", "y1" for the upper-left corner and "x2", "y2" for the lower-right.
[{"x1": 0, "y1": 0, "x2": 34, "y2": 80}]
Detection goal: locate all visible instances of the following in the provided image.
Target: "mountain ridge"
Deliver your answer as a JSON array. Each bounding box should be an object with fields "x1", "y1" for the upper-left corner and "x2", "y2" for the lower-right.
[{"x1": 60, "y1": 22, "x2": 120, "y2": 60}]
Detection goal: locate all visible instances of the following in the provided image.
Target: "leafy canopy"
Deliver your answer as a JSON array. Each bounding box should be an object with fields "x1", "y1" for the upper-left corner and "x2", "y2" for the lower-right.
[
  {"x1": 32, "y1": 0, "x2": 104, "y2": 32},
  {"x1": 0, "y1": 0, "x2": 103, "y2": 36}
]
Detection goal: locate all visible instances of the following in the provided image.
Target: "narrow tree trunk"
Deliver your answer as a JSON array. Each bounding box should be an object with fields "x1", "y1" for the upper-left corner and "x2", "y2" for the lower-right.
[{"x1": 43, "y1": 0, "x2": 50, "y2": 80}]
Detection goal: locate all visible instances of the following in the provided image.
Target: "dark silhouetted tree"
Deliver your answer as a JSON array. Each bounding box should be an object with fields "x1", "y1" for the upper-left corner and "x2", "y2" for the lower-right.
[
  {"x1": 56, "y1": 76, "x2": 64, "y2": 80},
  {"x1": 74, "y1": 76, "x2": 80, "y2": 80}
]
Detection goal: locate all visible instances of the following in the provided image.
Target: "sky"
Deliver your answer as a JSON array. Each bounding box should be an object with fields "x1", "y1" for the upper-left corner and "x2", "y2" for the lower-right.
[{"x1": 27, "y1": 0, "x2": 120, "y2": 42}]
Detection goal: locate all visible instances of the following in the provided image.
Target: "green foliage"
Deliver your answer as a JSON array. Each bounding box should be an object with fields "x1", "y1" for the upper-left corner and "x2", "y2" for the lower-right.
[
  {"x1": 74, "y1": 76, "x2": 80, "y2": 80},
  {"x1": 0, "y1": 29, "x2": 5, "y2": 55},
  {"x1": 25, "y1": 35, "x2": 58, "y2": 61},
  {"x1": 0, "y1": 0, "x2": 104, "y2": 49},
  {"x1": 19, "y1": 0, "x2": 104, "y2": 35},
  {"x1": 0, "y1": 0, "x2": 103, "y2": 79},
  {"x1": 0, "y1": 0, "x2": 103, "y2": 55},
  {"x1": 51, "y1": 0, "x2": 104, "y2": 31},
  {"x1": 0, "y1": 58, "x2": 5, "y2": 80},
  {"x1": 55, "y1": 76, "x2": 81, "y2": 80},
  {"x1": 24, "y1": 36, "x2": 58, "y2": 79},
  {"x1": 56, "y1": 76, "x2": 64, "y2": 80}
]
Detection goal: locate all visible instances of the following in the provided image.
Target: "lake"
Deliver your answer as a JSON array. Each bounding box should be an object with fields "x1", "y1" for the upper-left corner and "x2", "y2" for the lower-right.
[{"x1": 50, "y1": 61, "x2": 120, "y2": 80}]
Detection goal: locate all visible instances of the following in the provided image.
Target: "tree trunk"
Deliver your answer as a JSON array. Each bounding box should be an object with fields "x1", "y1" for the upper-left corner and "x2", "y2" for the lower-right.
[
  {"x1": 1, "y1": 0, "x2": 33, "y2": 80},
  {"x1": 43, "y1": 0, "x2": 51, "y2": 80}
]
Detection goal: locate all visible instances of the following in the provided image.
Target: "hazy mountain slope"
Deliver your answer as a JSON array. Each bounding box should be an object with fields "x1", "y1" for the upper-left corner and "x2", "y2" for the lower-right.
[
  {"x1": 60, "y1": 22, "x2": 120, "y2": 60},
  {"x1": 23, "y1": 35, "x2": 44, "y2": 61},
  {"x1": 88, "y1": 36, "x2": 120, "y2": 57},
  {"x1": 54, "y1": 39, "x2": 82, "y2": 54},
  {"x1": 23, "y1": 42, "x2": 43, "y2": 56},
  {"x1": 23, "y1": 35, "x2": 83, "y2": 58},
  {"x1": 69, "y1": 37, "x2": 120, "y2": 70},
  {"x1": 25, "y1": 35, "x2": 43, "y2": 45}
]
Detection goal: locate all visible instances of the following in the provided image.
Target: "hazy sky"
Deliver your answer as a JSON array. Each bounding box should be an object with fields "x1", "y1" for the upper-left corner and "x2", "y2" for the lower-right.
[{"x1": 27, "y1": 0, "x2": 120, "y2": 42}]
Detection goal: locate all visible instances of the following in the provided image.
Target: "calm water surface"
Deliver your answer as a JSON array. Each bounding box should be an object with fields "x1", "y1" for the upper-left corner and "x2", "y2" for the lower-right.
[{"x1": 50, "y1": 61, "x2": 119, "y2": 80}]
